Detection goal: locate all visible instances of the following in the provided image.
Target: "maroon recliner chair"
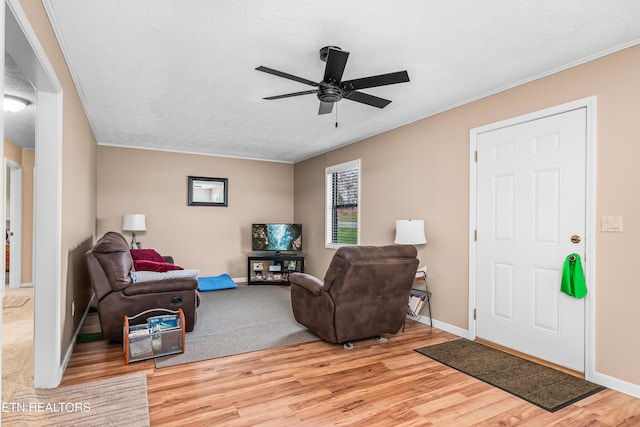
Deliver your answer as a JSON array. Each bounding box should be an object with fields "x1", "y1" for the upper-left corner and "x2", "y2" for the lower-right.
[
  {"x1": 289, "y1": 245, "x2": 419, "y2": 348},
  {"x1": 85, "y1": 231, "x2": 199, "y2": 342}
]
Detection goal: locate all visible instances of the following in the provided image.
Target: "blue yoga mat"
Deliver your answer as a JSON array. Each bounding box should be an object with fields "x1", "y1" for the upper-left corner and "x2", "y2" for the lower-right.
[{"x1": 198, "y1": 274, "x2": 238, "y2": 291}]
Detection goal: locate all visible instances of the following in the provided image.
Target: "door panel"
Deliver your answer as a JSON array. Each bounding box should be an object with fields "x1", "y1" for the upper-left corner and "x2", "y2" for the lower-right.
[
  {"x1": 476, "y1": 108, "x2": 586, "y2": 372},
  {"x1": 533, "y1": 169, "x2": 560, "y2": 244},
  {"x1": 492, "y1": 262, "x2": 514, "y2": 320},
  {"x1": 532, "y1": 266, "x2": 560, "y2": 333}
]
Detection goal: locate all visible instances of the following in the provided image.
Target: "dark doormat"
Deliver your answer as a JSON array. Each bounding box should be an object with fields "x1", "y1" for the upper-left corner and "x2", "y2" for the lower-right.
[{"x1": 415, "y1": 339, "x2": 604, "y2": 412}]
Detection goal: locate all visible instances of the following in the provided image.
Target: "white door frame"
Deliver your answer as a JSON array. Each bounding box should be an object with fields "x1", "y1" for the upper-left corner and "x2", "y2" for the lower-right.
[
  {"x1": 4, "y1": 0, "x2": 64, "y2": 388},
  {"x1": 468, "y1": 97, "x2": 597, "y2": 380},
  {"x1": 5, "y1": 158, "x2": 22, "y2": 288}
]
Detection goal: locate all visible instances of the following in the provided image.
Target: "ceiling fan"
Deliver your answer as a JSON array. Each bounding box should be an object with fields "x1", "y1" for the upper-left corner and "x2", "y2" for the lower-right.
[{"x1": 256, "y1": 46, "x2": 410, "y2": 115}]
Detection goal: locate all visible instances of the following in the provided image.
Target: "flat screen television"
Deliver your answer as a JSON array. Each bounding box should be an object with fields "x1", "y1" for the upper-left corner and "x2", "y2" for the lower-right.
[{"x1": 252, "y1": 223, "x2": 302, "y2": 252}]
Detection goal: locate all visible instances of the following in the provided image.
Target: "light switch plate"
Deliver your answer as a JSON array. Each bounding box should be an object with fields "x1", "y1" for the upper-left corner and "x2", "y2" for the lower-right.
[{"x1": 602, "y1": 216, "x2": 623, "y2": 232}]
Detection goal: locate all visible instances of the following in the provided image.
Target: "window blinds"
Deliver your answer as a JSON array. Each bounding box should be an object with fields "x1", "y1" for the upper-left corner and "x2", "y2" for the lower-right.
[{"x1": 325, "y1": 160, "x2": 360, "y2": 246}]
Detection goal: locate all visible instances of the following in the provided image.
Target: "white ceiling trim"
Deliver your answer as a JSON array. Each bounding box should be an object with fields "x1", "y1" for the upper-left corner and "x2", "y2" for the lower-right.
[{"x1": 99, "y1": 142, "x2": 294, "y2": 164}]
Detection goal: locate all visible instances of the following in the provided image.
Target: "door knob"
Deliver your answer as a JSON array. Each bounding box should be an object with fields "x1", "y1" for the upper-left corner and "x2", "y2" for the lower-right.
[{"x1": 570, "y1": 235, "x2": 581, "y2": 244}]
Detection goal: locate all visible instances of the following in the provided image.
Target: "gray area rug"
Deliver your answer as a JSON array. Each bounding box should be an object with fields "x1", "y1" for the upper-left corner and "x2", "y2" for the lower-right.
[
  {"x1": 2, "y1": 374, "x2": 149, "y2": 426},
  {"x1": 155, "y1": 286, "x2": 319, "y2": 368}
]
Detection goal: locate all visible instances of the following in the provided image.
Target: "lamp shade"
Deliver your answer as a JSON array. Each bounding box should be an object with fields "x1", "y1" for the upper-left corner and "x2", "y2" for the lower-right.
[
  {"x1": 394, "y1": 219, "x2": 427, "y2": 245},
  {"x1": 122, "y1": 213, "x2": 146, "y2": 231}
]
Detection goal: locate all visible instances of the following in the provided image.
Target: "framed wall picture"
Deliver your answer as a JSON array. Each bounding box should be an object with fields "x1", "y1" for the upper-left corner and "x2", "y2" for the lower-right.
[{"x1": 188, "y1": 176, "x2": 228, "y2": 207}]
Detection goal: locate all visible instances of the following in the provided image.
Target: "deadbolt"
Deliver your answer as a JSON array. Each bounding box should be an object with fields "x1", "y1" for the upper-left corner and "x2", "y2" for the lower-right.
[{"x1": 570, "y1": 235, "x2": 581, "y2": 244}]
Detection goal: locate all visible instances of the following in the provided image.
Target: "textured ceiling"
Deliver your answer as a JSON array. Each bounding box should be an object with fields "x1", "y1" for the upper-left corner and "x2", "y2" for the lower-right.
[
  {"x1": 26, "y1": 0, "x2": 640, "y2": 162},
  {"x1": 4, "y1": 52, "x2": 35, "y2": 149}
]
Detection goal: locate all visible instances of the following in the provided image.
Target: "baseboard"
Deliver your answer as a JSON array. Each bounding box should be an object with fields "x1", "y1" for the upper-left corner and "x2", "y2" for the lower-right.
[
  {"x1": 590, "y1": 370, "x2": 640, "y2": 399},
  {"x1": 61, "y1": 293, "x2": 97, "y2": 377},
  {"x1": 413, "y1": 316, "x2": 469, "y2": 339}
]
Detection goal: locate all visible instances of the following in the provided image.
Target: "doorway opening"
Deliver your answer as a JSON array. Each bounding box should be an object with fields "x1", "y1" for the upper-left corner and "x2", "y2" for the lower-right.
[
  {"x1": 4, "y1": 158, "x2": 22, "y2": 289},
  {"x1": 3, "y1": 0, "x2": 64, "y2": 390}
]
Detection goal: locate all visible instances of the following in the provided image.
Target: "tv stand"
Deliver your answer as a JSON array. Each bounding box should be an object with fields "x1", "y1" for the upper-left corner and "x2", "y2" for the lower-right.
[{"x1": 247, "y1": 254, "x2": 304, "y2": 285}]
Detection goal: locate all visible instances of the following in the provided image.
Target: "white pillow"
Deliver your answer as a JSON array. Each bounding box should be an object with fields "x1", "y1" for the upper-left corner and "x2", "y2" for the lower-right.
[
  {"x1": 131, "y1": 269, "x2": 200, "y2": 283},
  {"x1": 163, "y1": 269, "x2": 200, "y2": 279}
]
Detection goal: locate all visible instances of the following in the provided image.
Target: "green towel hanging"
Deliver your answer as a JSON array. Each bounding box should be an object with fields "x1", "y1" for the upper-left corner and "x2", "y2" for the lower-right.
[{"x1": 561, "y1": 253, "x2": 587, "y2": 298}]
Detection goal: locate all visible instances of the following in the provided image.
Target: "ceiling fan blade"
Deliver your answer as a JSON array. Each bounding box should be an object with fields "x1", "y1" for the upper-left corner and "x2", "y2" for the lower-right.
[
  {"x1": 256, "y1": 66, "x2": 318, "y2": 87},
  {"x1": 263, "y1": 89, "x2": 318, "y2": 100},
  {"x1": 341, "y1": 70, "x2": 409, "y2": 91},
  {"x1": 323, "y1": 48, "x2": 349, "y2": 85},
  {"x1": 344, "y1": 90, "x2": 392, "y2": 109},
  {"x1": 318, "y1": 101, "x2": 334, "y2": 115}
]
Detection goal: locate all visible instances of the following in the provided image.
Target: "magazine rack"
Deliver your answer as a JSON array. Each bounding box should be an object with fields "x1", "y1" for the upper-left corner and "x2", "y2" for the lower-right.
[
  {"x1": 407, "y1": 270, "x2": 432, "y2": 327},
  {"x1": 123, "y1": 308, "x2": 185, "y2": 364}
]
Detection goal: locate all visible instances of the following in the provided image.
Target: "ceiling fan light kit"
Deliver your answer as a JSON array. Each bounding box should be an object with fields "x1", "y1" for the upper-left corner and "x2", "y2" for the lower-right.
[
  {"x1": 256, "y1": 46, "x2": 410, "y2": 117},
  {"x1": 3, "y1": 95, "x2": 30, "y2": 112}
]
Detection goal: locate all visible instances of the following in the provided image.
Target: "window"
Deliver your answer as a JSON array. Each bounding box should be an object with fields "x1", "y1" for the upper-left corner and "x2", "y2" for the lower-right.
[{"x1": 326, "y1": 159, "x2": 360, "y2": 248}]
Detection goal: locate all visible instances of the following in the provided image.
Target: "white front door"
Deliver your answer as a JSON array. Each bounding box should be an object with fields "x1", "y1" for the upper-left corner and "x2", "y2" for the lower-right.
[{"x1": 475, "y1": 108, "x2": 587, "y2": 372}]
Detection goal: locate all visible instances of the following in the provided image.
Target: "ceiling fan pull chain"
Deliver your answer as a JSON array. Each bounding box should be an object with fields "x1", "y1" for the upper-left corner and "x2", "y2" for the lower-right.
[{"x1": 335, "y1": 103, "x2": 339, "y2": 128}]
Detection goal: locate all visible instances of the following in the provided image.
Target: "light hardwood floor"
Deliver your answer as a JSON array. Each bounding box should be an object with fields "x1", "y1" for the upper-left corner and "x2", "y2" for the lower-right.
[{"x1": 61, "y1": 320, "x2": 640, "y2": 426}]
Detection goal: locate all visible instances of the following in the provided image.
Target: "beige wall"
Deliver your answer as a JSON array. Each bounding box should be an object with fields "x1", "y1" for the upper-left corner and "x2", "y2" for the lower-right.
[
  {"x1": 97, "y1": 146, "x2": 294, "y2": 278},
  {"x1": 20, "y1": 0, "x2": 98, "y2": 358},
  {"x1": 3, "y1": 138, "x2": 21, "y2": 163},
  {"x1": 294, "y1": 44, "x2": 640, "y2": 386},
  {"x1": 3, "y1": 138, "x2": 34, "y2": 284}
]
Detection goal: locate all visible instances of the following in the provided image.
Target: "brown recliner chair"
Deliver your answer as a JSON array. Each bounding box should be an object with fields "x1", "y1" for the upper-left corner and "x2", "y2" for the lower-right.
[
  {"x1": 289, "y1": 245, "x2": 419, "y2": 347},
  {"x1": 85, "y1": 231, "x2": 199, "y2": 342}
]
